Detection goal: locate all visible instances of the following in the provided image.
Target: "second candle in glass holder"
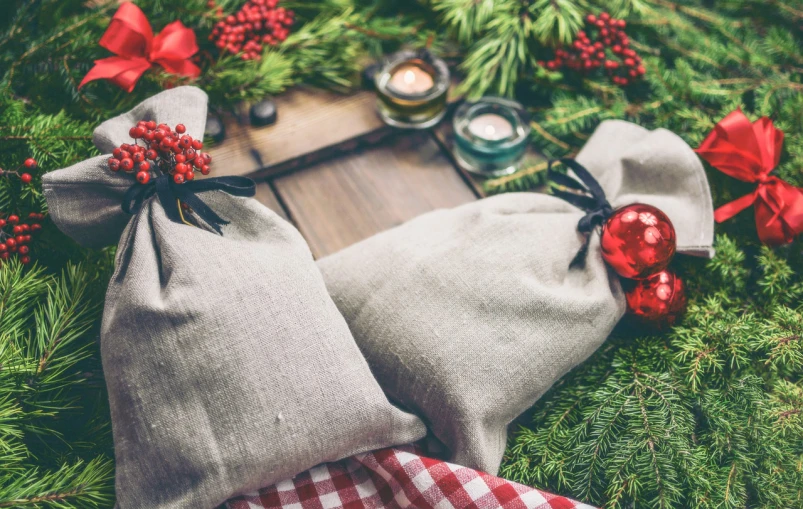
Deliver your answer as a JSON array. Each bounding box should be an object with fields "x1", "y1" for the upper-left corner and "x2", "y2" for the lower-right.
[{"x1": 452, "y1": 97, "x2": 531, "y2": 177}]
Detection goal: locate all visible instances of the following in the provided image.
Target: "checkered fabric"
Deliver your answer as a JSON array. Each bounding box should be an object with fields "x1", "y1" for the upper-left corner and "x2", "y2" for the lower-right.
[{"x1": 226, "y1": 446, "x2": 597, "y2": 509}]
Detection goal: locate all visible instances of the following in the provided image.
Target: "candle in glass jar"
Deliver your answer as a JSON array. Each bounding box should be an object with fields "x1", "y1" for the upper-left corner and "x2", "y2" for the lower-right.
[
  {"x1": 452, "y1": 97, "x2": 531, "y2": 177},
  {"x1": 388, "y1": 64, "x2": 435, "y2": 95},
  {"x1": 468, "y1": 113, "x2": 515, "y2": 141},
  {"x1": 374, "y1": 50, "x2": 450, "y2": 129}
]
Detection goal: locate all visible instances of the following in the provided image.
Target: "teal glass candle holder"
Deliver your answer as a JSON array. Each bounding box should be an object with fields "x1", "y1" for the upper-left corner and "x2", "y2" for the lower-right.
[
  {"x1": 452, "y1": 97, "x2": 531, "y2": 177},
  {"x1": 375, "y1": 50, "x2": 450, "y2": 129}
]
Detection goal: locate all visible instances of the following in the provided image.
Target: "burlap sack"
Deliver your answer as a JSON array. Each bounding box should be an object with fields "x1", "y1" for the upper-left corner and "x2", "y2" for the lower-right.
[
  {"x1": 43, "y1": 87, "x2": 425, "y2": 509},
  {"x1": 318, "y1": 119, "x2": 714, "y2": 475}
]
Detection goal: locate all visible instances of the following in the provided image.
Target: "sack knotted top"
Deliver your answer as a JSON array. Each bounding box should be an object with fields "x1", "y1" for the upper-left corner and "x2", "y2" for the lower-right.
[
  {"x1": 572, "y1": 119, "x2": 715, "y2": 258},
  {"x1": 43, "y1": 86, "x2": 232, "y2": 249}
]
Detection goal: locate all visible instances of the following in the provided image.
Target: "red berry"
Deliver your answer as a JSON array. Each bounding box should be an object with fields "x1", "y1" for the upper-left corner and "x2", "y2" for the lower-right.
[
  {"x1": 20, "y1": 256, "x2": 30, "y2": 265},
  {"x1": 138, "y1": 161, "x2": 151, "y2": 172},
  {"x1": 173, "y1": 173, "x2": 186, "y2": 184},
  {"x1": 201, "y1": 164, "x2": 211, "y2": 175},
  {"x1": 120, "y1": 158, "x2": 134, "y2": 171},
  {"x1": 6, "y1": 238, "x2": 15, "y2": 248},
  {"x1": 12, "y1": 225, "x2": 22, "y2": 234},
  {"x1": 18, "y1": 245, "x2": 29, "y2": 255},
  {"x1": 175, "y1": 124, "x2": 187, "y2": 134},
  {"x1": 132, "y1": 152, "x2": 145, "y2": 163},
  {"x1": 8, "y1": 215, "x2": 19, "y2": 224},
  {"x1": 184, "y1": 170, "x2": 195, "y2": 181},
  {"x1": 136, "y1": 171, "x2": 151, "y2": 184},
  {"x1": 175, "y1": 154, "x2": 186, "y2": 163},
  {"x1": 145, "y1": 149, "x2": 158, "y2": 160},
  {"x1": 191, "y1": 139, "x2": 203, "y2": 150},
  {"x1": 24, "y1": 158, "x2": 37, "y2": 169},
  {"x1": 0, "y1": 244, "x2": 5, "y2": 252},
  {"x1": 175, "y1": 163, "x2": 188, "y2": 174},
  {"x1": 20, "y1": 173, "x2": 32, "y2": 184},
  {"x1": 0, "y1": 219, "x2": 5, "y2": 227},
  {"x1": 146, "y1": 120, "x2": 157, "y2": 130},
  {"x1": 31, "y1": 223, "x2": 42, "y2": 232},
  {"x1": 113, "y1": 148, "x2": 123, "y2": 159}
]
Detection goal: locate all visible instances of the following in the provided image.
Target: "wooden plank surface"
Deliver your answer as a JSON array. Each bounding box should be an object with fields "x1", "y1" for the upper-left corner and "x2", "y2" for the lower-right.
[
  {"x1": 253, "y1": 181, "x2": 289, "y2": 221},
  {"x1": 272, "y1": 131, "x2": 478, "y2": 258},
  {"x1": 209, "y1": 87, "x2": 387, "y2": 179}
]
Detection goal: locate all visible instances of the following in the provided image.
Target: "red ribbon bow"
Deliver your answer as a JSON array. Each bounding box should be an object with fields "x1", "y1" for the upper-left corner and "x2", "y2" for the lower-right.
[
  {"x1": 696, "y1": 109, "x2": 803, "y2": 245},
  {"x1": 79, "y1": 2, "x2": 200, "y2": 93}
]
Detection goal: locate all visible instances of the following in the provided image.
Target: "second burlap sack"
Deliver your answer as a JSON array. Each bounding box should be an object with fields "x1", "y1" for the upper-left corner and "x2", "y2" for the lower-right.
[{"x1": 318, "y1": 119, "x2": 715, "y2": 475}]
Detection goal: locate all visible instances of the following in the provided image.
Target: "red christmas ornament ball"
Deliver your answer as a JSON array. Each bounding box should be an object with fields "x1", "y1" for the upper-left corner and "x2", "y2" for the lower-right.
[
  {"x1": 601, "y1": 203, "x2": 676, "y2": 279},
  {"x1": 625, "y1": 269, "x2": 687, "y2": 326}
]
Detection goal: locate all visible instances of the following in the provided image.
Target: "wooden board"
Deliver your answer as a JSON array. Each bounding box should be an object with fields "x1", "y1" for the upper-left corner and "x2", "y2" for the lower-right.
[
  {"x1": 253, "y1": 181, "x2": 289, "y2": 221},
  {"x1": 209, "y1": 87, "x2": 388, "y2": 180},
  {"x1": 272, "y1": 131, "x2": 478, "y2": 258}
]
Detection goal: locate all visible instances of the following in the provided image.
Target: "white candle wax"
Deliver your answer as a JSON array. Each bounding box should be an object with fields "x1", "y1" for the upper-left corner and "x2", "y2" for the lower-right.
[
  {"x1": 388, "y1": 64, "x2": 435, "y2": 95},
  {"x1": 468, "y1": 113, "x2": 515, "y2": 141}
]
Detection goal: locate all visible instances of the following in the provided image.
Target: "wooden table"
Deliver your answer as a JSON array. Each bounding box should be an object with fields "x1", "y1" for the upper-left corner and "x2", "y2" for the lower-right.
[{"x1": 208, "y1": 86, "x2": 544, "y2": 258}]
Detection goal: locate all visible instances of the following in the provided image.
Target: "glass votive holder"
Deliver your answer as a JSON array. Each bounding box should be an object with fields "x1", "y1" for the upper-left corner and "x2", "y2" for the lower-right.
[
  {"x1": 452, "y1": 97, "x2": 531, "y2": 177},
  {"x1": 375, "y1": 50, "x2": 450, "y2": 129}
]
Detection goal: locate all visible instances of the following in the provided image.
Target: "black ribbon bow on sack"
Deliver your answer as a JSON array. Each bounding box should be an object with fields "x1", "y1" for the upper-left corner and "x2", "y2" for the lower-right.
[
  {"x1": 122, "y1": 174, "x2": 256, "y2": 234},
  {"x1": 548, "y1": 158, "x2": 613, "y2": 268}
]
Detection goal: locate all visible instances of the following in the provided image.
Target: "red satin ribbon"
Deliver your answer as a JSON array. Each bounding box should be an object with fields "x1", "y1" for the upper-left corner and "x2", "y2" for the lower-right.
[
  {"x1": 696, "y1": 109, "x2": 803, "y2": 245},
  {"x1": 79, "y1": 2, "x2": 200, "y2": 92}
]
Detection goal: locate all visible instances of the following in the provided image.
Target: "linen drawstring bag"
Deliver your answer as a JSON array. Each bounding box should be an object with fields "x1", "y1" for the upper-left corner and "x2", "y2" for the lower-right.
[
  {"x1": 318, "y1": 119, "x2": 714, "y2": 475},
  {"x1": 43, "y1": 86, "x2": 425, "y2": 509}
]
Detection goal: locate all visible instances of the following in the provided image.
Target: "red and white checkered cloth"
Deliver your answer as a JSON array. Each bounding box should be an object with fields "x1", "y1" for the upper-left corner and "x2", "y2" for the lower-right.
[{"x1": 226, "y1": 445, "x2": 596, "y2": 509}]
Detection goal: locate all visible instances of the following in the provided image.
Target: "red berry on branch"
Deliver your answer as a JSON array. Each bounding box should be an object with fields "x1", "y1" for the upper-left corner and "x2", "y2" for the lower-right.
[
  {"x1": 136, "y1": 171, "x2": 151, "y2": 184},
  {"x1": 120, "y1": 158, "x2": 134, "y2": 172},
  {"x1": 20, "y1": 173, "x2": 32, "y2": 184},
  {"x1": 173, "y1": 173, "x2": 185, "y2": 184},
  {"x1": 18, "y1": 245, "x2": 29, "y2": 255},
  {"x1": 175, "y1": 124, "x2": 187, "y2": 133},
  {"x1": 24, "y1": 158, "x2": 37, "y2": 169},
  {"x1": 20, "y1": 256, "x2": 30, "y2": 265},
  {"x1": 8, "y1": 215, "x2": 19, "y2": 224}
]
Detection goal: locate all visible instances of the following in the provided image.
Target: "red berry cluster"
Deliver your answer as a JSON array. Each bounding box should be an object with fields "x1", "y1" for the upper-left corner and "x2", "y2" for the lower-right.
[
  {"x1": 0, "y1": 212, "x2": 44, "y2": 266},
  {"x1": 538, "y1": 12, "x2": 645, "y2": 86},
  {"x1": 208, "y1": 0, "x2": 294, "y2": 61},
  {"x1": 107, "y1": 121, "x2": 212, "y2": 185},
  {"x1": 0, "y1": 157, "x2": 37, "y2": 185}
]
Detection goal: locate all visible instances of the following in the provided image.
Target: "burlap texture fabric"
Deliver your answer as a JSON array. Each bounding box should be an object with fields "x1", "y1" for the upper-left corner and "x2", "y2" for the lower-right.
[
  {"x1": 318, "y1": 120, "x2": 714, "y2": 474},
  {"x1": 43, "y1": 87, "x2": 426, "y2": 509}
]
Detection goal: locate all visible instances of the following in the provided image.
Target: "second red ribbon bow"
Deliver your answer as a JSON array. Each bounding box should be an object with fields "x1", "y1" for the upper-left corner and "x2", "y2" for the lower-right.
[
  {"x1": 79, "y1": 2, "x2": 200, "y2": 93},
  {"x1": 696, "y1": 109, "x2": 803, "y2": 245}
]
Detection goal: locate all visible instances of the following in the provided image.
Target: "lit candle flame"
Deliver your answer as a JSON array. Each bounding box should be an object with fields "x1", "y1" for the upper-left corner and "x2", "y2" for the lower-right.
[
  {"x1": 404, "y1": 70, "x2": 416, "y2": 84},
  {"x1": 484, "y1": 125, "x2": 496, "y2": 137}
]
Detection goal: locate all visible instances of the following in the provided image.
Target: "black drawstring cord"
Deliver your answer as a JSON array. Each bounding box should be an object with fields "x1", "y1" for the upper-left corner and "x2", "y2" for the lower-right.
[
  {"x1": 122, "y1": 174, "x2": 256, "y2": 235},
  {"x1": 548, "y1": 158, "x2": 613, "y2": 268}
]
